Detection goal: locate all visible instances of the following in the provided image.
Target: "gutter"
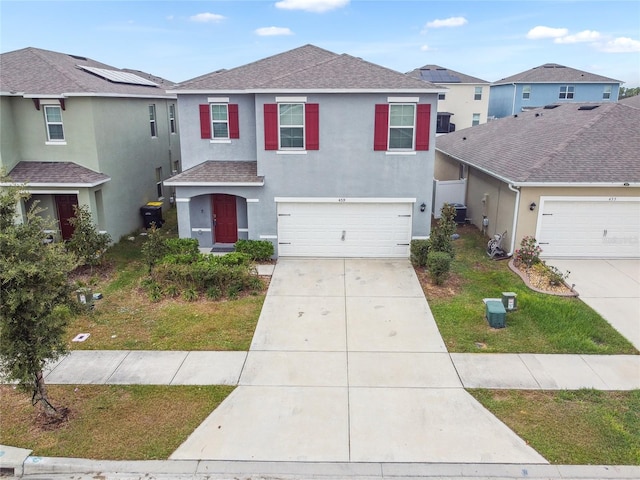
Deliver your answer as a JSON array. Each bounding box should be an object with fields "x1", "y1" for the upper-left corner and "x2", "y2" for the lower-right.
[{"x1": 507, "y1": 184, "x2": 520, "y2": 256}]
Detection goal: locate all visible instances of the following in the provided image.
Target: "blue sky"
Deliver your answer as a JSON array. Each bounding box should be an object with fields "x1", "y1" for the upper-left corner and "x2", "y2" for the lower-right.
[{"x1": 2, "y1": 0, "x2": 639, "y2": 86}]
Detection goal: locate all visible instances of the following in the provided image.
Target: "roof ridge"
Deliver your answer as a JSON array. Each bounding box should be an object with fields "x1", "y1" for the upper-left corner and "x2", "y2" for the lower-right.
[
  {"x1": 29, "y1": 47, "x2": 89, "y2": 93},
  {"x1": 523, "y1": 104, "x2": 612, "y2": 181},
  {"x1": 254, "y1": 53, "x2": 344, "y2": 87}
]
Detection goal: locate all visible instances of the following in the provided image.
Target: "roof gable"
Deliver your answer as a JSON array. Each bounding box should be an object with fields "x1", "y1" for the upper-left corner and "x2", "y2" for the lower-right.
[
  {"x1": 493, "y1": 63, "x2": 622, "y2": 85},
  {"x1": 173, "y1": 44, "x2": 439, "y2": 91},
  {"x1": 435, "y1": 102, "x2": 640, "y2": 184},
  {"x1": 0, "y1": 47, "x2": 174, "y2": 97}
]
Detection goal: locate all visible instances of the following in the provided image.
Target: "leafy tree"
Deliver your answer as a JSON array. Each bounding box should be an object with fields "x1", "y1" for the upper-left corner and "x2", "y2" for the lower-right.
[
  {"x1": 0, "y1": 184, "x2": 77, "y2": 420},
  {"x1": 141, "y1": 223, "x2": 168, "y2": 273},
  {"x1": 67, "y1": 204, "x2": 111, "y2": 271},
  {"x1": 619, "y1": 87, "x2": 640, "y2": 99}
]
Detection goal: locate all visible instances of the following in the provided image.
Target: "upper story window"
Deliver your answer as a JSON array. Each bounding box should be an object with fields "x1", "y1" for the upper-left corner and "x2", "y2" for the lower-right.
[
  {"x1": 155, "y1": 167, "x2": 163, "y2": 199},
  {"x1": 472, "y1": 113, "x2": 481, "y2": 126},
  {"x1": 603, "y1": 86, "x2": 612, "y2": 99},
  {"x1": 169, "y1": 104, "x2": 177, "y2": 134},
  {"x1": 438, "y1": 93, "x2": 446, "y2": 101},
  {"x1": 44, "y1": 105, "x2": 64, "y2": 142},
  {"x1": 279, "y1": 103, "x2": 305, "y2": 149},
  {"x1": 522, "y1": 85, "x2": 531, "y2": 99},
  {"x1": 474, "y1": 87, "x2": 482, "y2": 101},
  {"x1": 199, "y1": 100, "x2": 239, "y2": 141},
  {"x1": 263, "y1": 100, "x2": 319, "y2": 151},
  {"x1": 374, "y1": 99, "x2": 431, "y2": 152},
  {"x1": 388, "y1": 104, "x2": 416, "y2": 149},
  {"x1": 559, "y1": 85, "x2": 574, "y2": 99},
  {"x1": 149, "y1": 104, "x2": 157, "y2": 137}
]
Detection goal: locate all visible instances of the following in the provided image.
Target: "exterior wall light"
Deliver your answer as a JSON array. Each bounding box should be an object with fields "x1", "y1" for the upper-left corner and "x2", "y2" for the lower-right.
[
  {"x1": 420, "y1": 203, "x2": 426, "y2": 212},
  {"x1": 529, "y1": 202, "x2": 537, "y2": 211}
]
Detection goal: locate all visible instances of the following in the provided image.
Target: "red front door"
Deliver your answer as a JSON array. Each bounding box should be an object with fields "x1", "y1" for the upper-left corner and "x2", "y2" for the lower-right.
[
  {"x1": 54, "y1": 194, "x2": 78, "y2": 240},
  {"x1": 212, "y1": 194, "x2": 237, "y2": 243}
]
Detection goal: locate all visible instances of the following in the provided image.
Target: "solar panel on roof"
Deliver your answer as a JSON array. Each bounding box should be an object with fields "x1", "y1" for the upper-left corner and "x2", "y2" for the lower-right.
[
  {"x1": 77, "y1": 65, "x2": 158, "y2": 86},
  {"x1": 420, "y1": 69, "x2": 461, "y2": 83},
  {"x1": 578, "y1": 105, "x2": 599, "y2": 110}
]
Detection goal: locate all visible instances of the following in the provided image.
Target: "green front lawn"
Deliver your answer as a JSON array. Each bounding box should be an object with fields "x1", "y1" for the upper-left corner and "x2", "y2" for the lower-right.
[{"x1": 420, "y1": 226, "x2": 638, "y2": 354}]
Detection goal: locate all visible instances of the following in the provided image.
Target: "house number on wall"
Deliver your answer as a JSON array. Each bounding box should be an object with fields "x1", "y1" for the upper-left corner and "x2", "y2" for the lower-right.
[
  {"x1": 608, "y1": 197, "x2": 617, "y2": 201},
  {"x1": 337, "y1": 198, "x2": 346, "y2": 202}
]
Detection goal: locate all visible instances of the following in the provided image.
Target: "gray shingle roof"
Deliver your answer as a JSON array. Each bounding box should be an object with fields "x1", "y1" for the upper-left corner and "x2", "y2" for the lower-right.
[
  {"x1": 164, "y1": 161, "x2": 263, "y2": 185},
  {"x1": 0, "y1": 47, "x2": 174, "y2": 96},
  {"x1": 5, "y1": 161, "x2": 111, "y2": 186},
  {"x1": 620, "y1": 95, "x2": 640, "y2": 108},
  {"x1": 435, "y1": 102, "x2": 640, "y2": 184},
  {"x1": 493, "y1": 63, "x2": 622, "y2": 85},
  {"x1": 173, "y1": 44, "x2": 439, "y2": 91},
  {"x1": 406, "y1": 65, "x2": 489, "y2": 84}
]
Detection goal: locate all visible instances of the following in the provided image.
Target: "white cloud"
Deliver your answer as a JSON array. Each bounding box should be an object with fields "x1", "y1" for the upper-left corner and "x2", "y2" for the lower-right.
[
  {"x1": 425, "y1": 17, "x2": 467, "y2": 29},
  {"x1": 598, "y1": 37, "x2": 640, "y2": 53},
  {"x1": 555, "y1": 30, "x2": 602, "y2": 44},
  {"x1": 255, "y1": 26, "x2": 294, "y2": 36},
  {"x1": 526, "y1": 26, "x2": 568, "y2": 40},
  {"x1": 420, "y1": 45, "x2": 430, "y2": 51},
  {"x1": 275, "y1": 0, "x2": 349, "y2": 13},
  {"x1": 190, "y1": 13, "x2": 226, "y2": 23}
]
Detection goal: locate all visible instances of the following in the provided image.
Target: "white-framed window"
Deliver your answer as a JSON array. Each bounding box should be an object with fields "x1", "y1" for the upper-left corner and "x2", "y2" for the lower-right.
[
  {"x1": 438, "y1": 93, "x2": 446, "y2": 101},
  {"x1": 472, "y1": 113, "x2": 480, "y2": 126},
  {"x1": 44, "y1": 105, "x2": 64, "y2": 141},
  {"x1": 559, "y1": 85, "x2": 574, "y2": 99},
  {"x1": 522, "y1": 85, "x2": 531, "y2": 99},
  {"x1": 603, "y1": 86, "x2": 612, "y2": 99},
  {"x1": 211, "y1": 104, "x2": 230, "y2": 139},
  {"x1": 474, "y1": 87, "x2": 482, "y2": 101},
  {"x1": 279, "y1": 103, "x2": 304, "y2": 149},
  {"x1": 388, "y1": 103, "x2": 416, "y2": 150},
  {"x1": 155, "y1": 167, "x2": 163, "y2": 199},
  {"x1": 149, "y1": 104, "x2": 157, "y2": 137},
  {"x1": 169, "y1": 104, "x2": 177, "y2": 134}
]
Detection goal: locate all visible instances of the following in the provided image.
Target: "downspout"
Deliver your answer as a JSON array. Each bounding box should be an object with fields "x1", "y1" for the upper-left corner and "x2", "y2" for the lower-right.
[
  {"x1": 511, "y1": 83, "x2": 517, "y2": 116},
  {"x1": 507, "y1": 183, "x2": 520, "y2": 256}
]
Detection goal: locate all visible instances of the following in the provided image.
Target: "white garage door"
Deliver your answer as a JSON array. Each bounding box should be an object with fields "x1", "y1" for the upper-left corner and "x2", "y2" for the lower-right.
[
  {"x1": 277, "y1": 200, "x2": 413, "y2": 257},
  {"x1": 536, "y1": 197, "x2": 640, "y2": 258}
]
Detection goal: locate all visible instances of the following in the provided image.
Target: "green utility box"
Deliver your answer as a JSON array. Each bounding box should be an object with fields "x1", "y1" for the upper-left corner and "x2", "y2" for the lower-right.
[
  {"x1": 485, "y1": 300, "x2": 506, "y2": 328},
  {"x1": 502, "y1": 292, "x2": 518, "y2": 311}
]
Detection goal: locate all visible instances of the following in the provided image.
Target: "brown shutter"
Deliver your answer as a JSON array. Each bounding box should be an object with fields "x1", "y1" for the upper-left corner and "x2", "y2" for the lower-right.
[{"x1": 374, "y1": 104, "x2": 389, "y2": 151}]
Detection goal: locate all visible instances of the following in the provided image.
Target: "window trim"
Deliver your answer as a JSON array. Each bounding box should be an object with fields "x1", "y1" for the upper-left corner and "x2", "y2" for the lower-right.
[
  {"x1": 603, "y1": 86, "x2": 612, "y2": 99},
  {"x1": 211, "y1": 103, "x2": 230, "y2": 140},
  {"x1": 522, "y1": 85, "x2": 531, "y2": 100},
  {"x1": 278, "y1": 102, "x2": 306, "y2": 150},
  {"x1": 388, "y1": 103, "x2": 416, "y2": 151},
  {"x1": 472, "y1": 113, "x2": 481, "y2": 127},
  {"x1": 149, "y1": 104, "x2": 157, "y2": 137},
  {"x1": 474, "y1": 87, "x2": 482, "y2": 101},
  {"x1": 44, "y1": 105, "x2": 65, "y2": 142}
]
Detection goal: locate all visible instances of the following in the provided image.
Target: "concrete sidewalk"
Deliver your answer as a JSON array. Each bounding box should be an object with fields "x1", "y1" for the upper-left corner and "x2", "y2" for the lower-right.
[{"x1": 42, "y1": 350, "x2": 640, "y2": 390}]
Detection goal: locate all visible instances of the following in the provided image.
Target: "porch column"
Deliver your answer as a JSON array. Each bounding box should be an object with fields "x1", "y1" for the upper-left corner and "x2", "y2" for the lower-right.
[
  {"x1": 175, "y1": 197, "x2": 191, "y2": 240},
  {"x1": 246, "y1": 198, "x2": 260, "y2": 240}
]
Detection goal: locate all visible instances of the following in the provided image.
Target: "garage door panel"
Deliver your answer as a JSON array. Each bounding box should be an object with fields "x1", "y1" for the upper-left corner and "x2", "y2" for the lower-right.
[
  {"x1": 537, "y1": 199, "x2": 640, "y2": 258},
  {"x1": 277, "y1": 202, "x2": 412, "y2": 257}
]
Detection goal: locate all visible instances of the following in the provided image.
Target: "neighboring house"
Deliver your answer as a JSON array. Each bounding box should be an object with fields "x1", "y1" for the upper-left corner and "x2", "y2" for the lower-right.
[
  {"x1": 434, "y1": 102, "x2": 640, "y2": 259},
  {"x1": 406, "y1": 65, "x2": 490, "y2": 132},
  {"x1": 0, "y1": 47, "x2": 180, "y2": 242},
  {"x1": 165, "y1": 44, "x2": 441, "y2": 257},
  {"x1": 488, "y1": 63, "x2": 621, "y2": 119}
]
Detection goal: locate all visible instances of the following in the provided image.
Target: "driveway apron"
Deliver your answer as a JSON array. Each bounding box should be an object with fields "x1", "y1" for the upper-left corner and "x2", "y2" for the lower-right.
[{"x1": 170, "y1": 259, "x2": 547, "y2": 463}]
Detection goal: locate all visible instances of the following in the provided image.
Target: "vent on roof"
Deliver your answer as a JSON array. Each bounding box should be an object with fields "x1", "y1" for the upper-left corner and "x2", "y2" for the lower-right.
[
  {"x1": 68, "y1": 54, "x2": 88, "y2": 61},
  {"x1": 77, "y1": 65, "x2": 158, "y2": 86},
  {"x1": 578, "y1": 105, "x2": 599, "y2": 110},
  {"x1": 543, "y1": 104, "x2": 560, "y2": 109}
]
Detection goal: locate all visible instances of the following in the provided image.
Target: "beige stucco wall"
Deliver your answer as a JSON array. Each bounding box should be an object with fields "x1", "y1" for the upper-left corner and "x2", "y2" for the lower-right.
[
  {"x1": 437, "y1": 83, "x2": 489, "y2": 131},
  {"x1": 434, "y1": 150, "x2": 462, "y2": 180}
]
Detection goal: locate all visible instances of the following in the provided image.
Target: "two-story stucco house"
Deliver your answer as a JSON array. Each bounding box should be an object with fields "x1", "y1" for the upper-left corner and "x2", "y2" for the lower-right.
[
  {"x1": 165, "y1": 45, "x2": 441, "y2": 257},
  {"x1": 488, "y1": 63, "x2": 621, "y2": 119},
  {"x1": 406, "y1": 65, "x2": 490, "y2": 133},
  {"x1": 0, "y1": 47, "x2": 180, "y2": 241}
]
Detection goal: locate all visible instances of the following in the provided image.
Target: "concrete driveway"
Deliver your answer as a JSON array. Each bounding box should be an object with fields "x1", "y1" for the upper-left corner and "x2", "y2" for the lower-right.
[
  {"x1": 171, "y1": 258, "x2": 546, "y2": 464},
  {"x1": 548, "y1": 259, "x2": 640, "y2": 351}
]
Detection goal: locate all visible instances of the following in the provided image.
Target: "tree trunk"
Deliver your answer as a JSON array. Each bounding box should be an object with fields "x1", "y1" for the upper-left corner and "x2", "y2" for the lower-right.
[{"x1": 33, "y1": 370, "x2": 58, "y2": 418}]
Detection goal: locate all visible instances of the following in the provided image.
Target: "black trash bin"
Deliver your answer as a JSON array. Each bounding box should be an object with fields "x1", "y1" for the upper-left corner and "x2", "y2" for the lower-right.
[
  {"x1": 450, "y1": 203, "x2": 467, "y2": 224},
  {"x1": 140, "y1": 202, "x2": 164, "y2": 228}
]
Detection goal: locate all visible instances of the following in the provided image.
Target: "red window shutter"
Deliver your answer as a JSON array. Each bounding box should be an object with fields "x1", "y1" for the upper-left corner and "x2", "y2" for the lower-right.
[
  {"x1": 374, "y1": 104, "x2": 389, "y2": 151},
  {"x1": 228, "y1": 104, "x2": 239, "y2": 139},
  {"x1": 415, "y1": 104, "x2": 431, "y2": 151},
  {"x1": 199, "y1": 104, "x2": 211, "y2": 139},
  {"x1": 264, "y1": 104, "x2": 278, "y2": 150},
  {"x1": 305, "y1": 103, "x2": 319, "y2": 150}
]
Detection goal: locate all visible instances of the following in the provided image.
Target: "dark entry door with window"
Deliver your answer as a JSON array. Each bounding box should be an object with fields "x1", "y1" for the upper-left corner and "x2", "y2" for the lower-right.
[
  {"x1": 212, "y1": 194, "x2": 237, "y2": 243},
  {"x1": 54, "y1": 194, "x2": 78, "y2": 240}
]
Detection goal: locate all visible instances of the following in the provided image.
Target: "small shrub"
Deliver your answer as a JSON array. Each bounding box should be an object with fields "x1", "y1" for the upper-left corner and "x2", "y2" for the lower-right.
[
  {"x1": 545, "y1": 263, "x2": 571, "y2": 286},
  {"x1": 182, "y1": 288, "x2": 198, "y2": 302},
  {"x1": 217, "y1": 252, "x2": 251, "y2": 267},
  {"x1": 235, "y1": 239, "x2": 274, "y2": 261},
  {"x1": 515, "y1": 236, "x2": 542, "y2": 268},
  {"x1": 430, "y1": 204, "x2": 457, "y2": 258},
  {"x1": 410, "y1": 239, "x2": 431, "y2": 267},
  {"x1": 427, "y1": 251, "x2": 452, "y2": 285},
  {"x1": 67, "y1": 204, "x2": 112, "y2": 269},
  {"x1": 206, "y1": 286, "x2": 223, "y2": 300},
  {"x1": 141, "y1": 224, "x2": 167, "y2": 273},
  {"x1": 164, "y1": 284, "x2": 180, "y2": 298}
]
